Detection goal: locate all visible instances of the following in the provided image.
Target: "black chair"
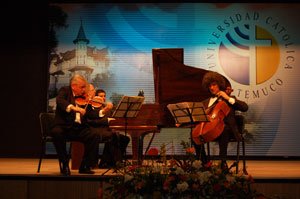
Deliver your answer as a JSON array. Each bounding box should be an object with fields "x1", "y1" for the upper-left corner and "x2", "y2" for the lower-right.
[
  {"x1": 37, "y1": 112, "x2": 72, "y2": 173},
  {"x1": 207, "y1": 114, "x2": 247, "y2": 174}
]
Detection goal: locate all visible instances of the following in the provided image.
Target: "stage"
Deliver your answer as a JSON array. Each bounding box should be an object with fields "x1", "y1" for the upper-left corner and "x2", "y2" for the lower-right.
[{"x1": 0, "y1": 158, "x2": 300, "y2": 199}]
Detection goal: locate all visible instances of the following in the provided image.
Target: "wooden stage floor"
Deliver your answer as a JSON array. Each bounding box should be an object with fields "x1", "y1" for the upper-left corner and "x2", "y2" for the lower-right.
[
  {"x1": 1, "y1": 158, "x2": 300, "y2": 199},
  {"x1": 1, "y1": 158, "x2": 300, "y2": 179}
]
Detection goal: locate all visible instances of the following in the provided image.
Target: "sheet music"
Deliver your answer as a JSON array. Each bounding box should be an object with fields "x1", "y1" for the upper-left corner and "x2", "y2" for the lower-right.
[
  {"x1": 167, "y1": 102, "x2": 208, "y2": 124},
  {"x1": 112, "y1": 96, "x2": 145, "y2": 118}
]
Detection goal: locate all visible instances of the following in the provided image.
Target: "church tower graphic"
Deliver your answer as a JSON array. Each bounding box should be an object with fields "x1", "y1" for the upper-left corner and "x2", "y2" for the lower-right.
[{"x1": 49, "y1": 19, "x2": 112, "y2": 97}]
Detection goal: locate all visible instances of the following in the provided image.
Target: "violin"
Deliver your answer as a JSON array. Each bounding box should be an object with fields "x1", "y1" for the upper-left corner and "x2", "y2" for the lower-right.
[
  {"x1": 90, "y1": 96, "x2": 107, "y2": 108},
  {"x1": 192, "y1": 98, "x2": 230, "y2": 145},
  {"x1": 75, "y1": 94, "x2": 106, "y2": 109}
]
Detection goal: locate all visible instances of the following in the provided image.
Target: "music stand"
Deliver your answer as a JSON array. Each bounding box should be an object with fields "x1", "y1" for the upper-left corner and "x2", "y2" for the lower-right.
[
  {"x1": 167, "y1": 102, "x2": 209, "y2": 147},
  {"x1": 112, "y1": 95, "x2": 145, "y2": 163}
]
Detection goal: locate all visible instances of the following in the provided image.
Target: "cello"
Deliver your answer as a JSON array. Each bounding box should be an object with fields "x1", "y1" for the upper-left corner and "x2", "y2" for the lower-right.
[{"x1": 192, "y1": 98, "x2": 230, "y2": 145}]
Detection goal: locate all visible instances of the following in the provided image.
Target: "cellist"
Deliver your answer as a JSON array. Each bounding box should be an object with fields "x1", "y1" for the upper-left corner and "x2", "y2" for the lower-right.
[{"x1": 194, "y1": 71, "x2": 248, "y2": 170}]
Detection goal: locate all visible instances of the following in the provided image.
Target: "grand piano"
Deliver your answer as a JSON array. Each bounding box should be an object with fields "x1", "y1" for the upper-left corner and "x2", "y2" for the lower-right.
[{"x1": 109, "y1": 48, "x2": 211, "y2": 164}]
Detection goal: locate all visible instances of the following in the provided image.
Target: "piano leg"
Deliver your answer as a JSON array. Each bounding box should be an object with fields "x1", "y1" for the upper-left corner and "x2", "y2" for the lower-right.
[
  {"x1": 127, "y1": 130, "x2": 157, "y2": 165},
  {"x1": 128, "y1": 131, "x2": 140, "y2": 164},
  {"x1": 138, "y1": 133, "x2": 145, "y2": 164},
  {"x1": 138, "y1": 130, "x2": 157, "y2": 165}
]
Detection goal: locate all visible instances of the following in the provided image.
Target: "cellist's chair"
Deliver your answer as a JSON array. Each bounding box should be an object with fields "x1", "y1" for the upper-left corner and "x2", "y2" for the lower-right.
[
  {"x1": 207, "y1": 114, "x2": 247, "y2": 174},
  {"x1": 37, "y1": 112, "x2": 72, "y2": 173}
]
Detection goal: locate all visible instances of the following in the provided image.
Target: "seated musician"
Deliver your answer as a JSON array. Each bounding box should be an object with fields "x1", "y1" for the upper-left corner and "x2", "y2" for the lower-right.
[
  {"x1": 51, "y1": 74, "x2": 99, "y2": 175},
  {"x1": 85, "y1": 85, "x2": 130, "y2": 168},
  {"x1": 194, "y1": 71, "x2": 248, "y2": 170}
]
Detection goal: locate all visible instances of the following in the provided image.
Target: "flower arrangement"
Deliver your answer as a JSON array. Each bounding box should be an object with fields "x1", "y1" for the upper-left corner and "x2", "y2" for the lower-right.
[{"x1": 99, "y1": 141, "x2": 266, "y2": 199}]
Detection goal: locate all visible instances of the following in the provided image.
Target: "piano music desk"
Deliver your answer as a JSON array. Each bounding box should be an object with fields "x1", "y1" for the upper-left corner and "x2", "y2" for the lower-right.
[{"x1": 71, "y1": 125, "x2": 158, "y2": 169}]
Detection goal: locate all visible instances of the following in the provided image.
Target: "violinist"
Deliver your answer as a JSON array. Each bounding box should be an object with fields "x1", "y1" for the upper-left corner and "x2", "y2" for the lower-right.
[
  {"x1": 95, "y1": 89, "x2": 113, "y2": 116},
  {"x1": 85, "y1": 85, "x2": 130, "y2": 168},
  {"x1": 95, "y1": 89, "x2": 130, "y2": 162},
  {"x1": 194, "y1": 71, "x2": 248, "y2": 170},
  {"x1": 85, "y1": 85, "x2": 115, "y2": 140},
  {"x1": 96, "y1": 89, "x2": 106, "y2": 103},
  {"x1": 51, "y1": 74, "x2": 99, "y2": 175}
]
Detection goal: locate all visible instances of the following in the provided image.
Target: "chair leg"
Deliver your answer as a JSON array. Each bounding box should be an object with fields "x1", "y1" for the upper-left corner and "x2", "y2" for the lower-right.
[
  {"x1": 37, "y1": 155, "x2": 43, "y2": 173},
  {"x1": 37, "y1": 140, "x2": 45, "y2": 173},
  {"x1": 207, "y1": 142, "x2": 210, "y2": 162},
  {"x1": 242, "y1": 138, "x2": 248, "y2": 175},
  {"x1": 58, "y1": 159, "x2": 63, "y2": 173},
  {"x1": 236, "y1": 141, "x2": 240, "y2": 174}
]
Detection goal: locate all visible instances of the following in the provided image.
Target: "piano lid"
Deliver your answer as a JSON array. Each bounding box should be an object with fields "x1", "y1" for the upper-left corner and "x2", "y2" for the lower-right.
[
  {"x1": 110, "y1": 48, "x2": 222, "y2": 128},
  {"x1": 152, "y1": 48, "x2": 211, "y2": 105}
]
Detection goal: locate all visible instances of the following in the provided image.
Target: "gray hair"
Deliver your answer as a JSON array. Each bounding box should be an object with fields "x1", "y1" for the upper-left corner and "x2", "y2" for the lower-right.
[{"x1": 70, "y1": 74, "x2": 87, "y2": 85}]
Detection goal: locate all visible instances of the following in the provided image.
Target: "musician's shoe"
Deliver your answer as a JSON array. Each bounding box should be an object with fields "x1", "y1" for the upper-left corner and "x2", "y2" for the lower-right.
[
  {"x1": 61, "y1": 162, "x2": 71, "y2": 176},
  {"x1": 79, "y1": 167, "x2": 95, "y2": 174}
]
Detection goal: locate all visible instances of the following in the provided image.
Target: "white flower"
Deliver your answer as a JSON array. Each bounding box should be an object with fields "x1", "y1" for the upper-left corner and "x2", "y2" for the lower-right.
[
  {"x1": 177, "y1": 181, "x2": 189, "y2": 192},
  {"x1": 152, "y1": 165, "x2": 162, "y2": 173},
  {"x1": 124, "y1": 174, "x2": 134, "y2": 182},
  {"x1": 175, "y1": 167, "x2": 185, "y2": 175},
  {"x1": 197, "y1": 171, "x2": 212, "y2": 184},
  {"x1": 226, "y1": 174, "x2": 236, "y2": 183},
  {"x1": 192, "y1": 160, "x2": 202, "y2": 169}
]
